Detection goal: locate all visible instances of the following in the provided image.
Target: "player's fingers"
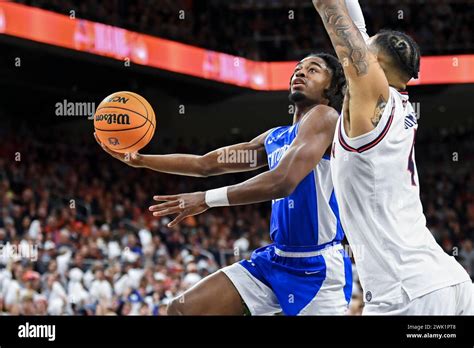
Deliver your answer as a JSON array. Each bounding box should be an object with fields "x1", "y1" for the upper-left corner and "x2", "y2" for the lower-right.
[
  {"x1": 149, "y1": 200, "x2": 179, "y2": 212},
  {"x1": 95, "y1": 135, "x2": 114, "y2": 153},
  {"x1": 103, "y1": 144, "x2": 123, "y2": 159},
  {"x1": 94, "y1": 133, "x2": 125, "y2": 159},
  {"x1": 168, "y1": 212, "x2": 187, "y2": 227},
  {"x1": 152, "y1": 205, "x2": 182, "y2": 217},
  {"x1": 93, "y1": 132, "x2": 101, "y2": 145},
  {"x1": 94, "y1": 133, "x2": 109, "y2": 151},
  {"x1": 153, "y1": 195, "x2": 180, "y2": 202}
]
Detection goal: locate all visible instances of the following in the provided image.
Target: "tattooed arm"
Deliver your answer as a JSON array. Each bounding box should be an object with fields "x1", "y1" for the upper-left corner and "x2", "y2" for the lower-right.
[{"x1": 312, "y1": 0, "x2": 389, "y2": 136}]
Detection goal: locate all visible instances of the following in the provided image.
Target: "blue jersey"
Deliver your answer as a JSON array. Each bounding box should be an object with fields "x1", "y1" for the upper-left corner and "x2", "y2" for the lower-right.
[
  {"x1": 231, "y1": 122, "x2": 352, "y2": 316},
  {"x1": 264, "y1": 123, "x2": 345, "y2": 249}
]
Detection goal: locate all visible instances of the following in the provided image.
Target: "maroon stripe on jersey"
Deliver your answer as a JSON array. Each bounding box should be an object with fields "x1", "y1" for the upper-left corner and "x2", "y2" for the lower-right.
[
  {"x1": 338, "y1": 104, "x2": 396, "y2": 153},
  {"x1": 338, "y1": 124, "x2": 358, "y2": 153}
]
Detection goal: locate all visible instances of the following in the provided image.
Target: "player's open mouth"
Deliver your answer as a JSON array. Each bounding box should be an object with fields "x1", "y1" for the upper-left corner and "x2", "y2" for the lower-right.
[
  {"x1": 292, "y1": 83, "x2": 305, "y2": 91},
  {"x1": 292, "y1": 78, "x2": 306, "y2": 88}
]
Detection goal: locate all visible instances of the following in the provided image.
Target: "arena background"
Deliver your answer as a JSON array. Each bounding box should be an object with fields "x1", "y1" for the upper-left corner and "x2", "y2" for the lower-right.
[{"x1": 0, "y1": 0, "x2": 473, "y2": 316}]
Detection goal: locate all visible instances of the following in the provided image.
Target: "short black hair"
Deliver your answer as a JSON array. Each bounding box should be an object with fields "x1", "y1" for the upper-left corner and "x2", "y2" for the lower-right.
[
  {"x1": 374, "y1": 29, "x2": 420, "y2": 80},
  {"x1": 303, "y1": 52, "x2": 346, "y2": 113}
]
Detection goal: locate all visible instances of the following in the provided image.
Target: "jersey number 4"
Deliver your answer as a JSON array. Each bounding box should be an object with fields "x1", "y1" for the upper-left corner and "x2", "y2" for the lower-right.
[{"x1": 407, "y1": 129, "x2": 417, "y2": 186}]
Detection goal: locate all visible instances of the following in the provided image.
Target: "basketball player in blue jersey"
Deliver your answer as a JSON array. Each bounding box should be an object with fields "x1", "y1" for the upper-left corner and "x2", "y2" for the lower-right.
[{"x1": 96, "y1": 53, "x2": 350, "y2": 315}]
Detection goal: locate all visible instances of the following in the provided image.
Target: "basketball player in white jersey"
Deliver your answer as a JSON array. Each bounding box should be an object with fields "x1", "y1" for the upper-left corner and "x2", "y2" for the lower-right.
[{"x1": 312, "y1": 0, "x2": 474, "y2": 314}]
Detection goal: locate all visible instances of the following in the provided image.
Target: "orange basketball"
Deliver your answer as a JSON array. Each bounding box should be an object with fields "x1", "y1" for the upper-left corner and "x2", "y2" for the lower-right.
[{"x1": 94, "y1": 91, "x2": 156, "y2": 153}]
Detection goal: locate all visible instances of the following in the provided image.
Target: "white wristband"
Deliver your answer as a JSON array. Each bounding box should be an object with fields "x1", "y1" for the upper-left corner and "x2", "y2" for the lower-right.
[{"x1": 205, "y1": 187, "x2": 230, "y2": 207}]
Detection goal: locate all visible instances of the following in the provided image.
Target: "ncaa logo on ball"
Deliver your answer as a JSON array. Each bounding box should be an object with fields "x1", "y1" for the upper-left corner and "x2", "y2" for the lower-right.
[
  {"x1": 108, "y1": 137, "x2": 120, "y2": 146},
  {"x1": 107, "y1": 96, "x2": 129, "y2": 104}
]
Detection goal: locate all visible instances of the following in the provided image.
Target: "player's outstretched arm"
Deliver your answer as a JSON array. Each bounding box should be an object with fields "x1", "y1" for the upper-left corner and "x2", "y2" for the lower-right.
[
  {"x1": 149, "y1": 105, "x2": 338, "y2": 227},
  {"x1": 94, "y1": 130, "x2": 269, "y2": 177},
  {"x1": 312, "y1": 0, "x2": 389, "y2": 137},
  {"x1": 344, "y1": 0, "x2": 369, "y2": 42}
]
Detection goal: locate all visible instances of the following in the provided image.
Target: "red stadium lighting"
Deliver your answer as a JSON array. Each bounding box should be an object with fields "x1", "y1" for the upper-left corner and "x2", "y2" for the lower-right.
[{"x1": 0, "y1": 2, "x2": 473, "y2": 90}]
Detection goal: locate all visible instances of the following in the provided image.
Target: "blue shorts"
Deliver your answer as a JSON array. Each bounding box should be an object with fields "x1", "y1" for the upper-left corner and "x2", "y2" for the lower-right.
[{"x1": 222, "y1": 243, "x2": 352, "y2": 315}]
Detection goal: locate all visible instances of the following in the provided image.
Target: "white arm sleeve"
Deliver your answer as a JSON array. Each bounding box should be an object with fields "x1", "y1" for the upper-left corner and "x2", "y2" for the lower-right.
[{"x1": 345, "y1": 0, "x2": 370, "y2": 42}]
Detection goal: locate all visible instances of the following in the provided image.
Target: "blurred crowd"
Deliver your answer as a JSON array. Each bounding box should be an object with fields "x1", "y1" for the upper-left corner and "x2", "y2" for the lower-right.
[
  {"x1": 0, "y1": 121, "x2": 473, "y2": 316},
  {"x1": 13, "y1": 0, "x2": 474, "y2": 60}
]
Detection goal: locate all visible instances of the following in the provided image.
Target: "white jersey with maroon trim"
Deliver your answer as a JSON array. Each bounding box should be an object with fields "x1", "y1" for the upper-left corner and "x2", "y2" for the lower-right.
[{"x1": 331, "y1": 87, "x2": 470, "y2": 305}]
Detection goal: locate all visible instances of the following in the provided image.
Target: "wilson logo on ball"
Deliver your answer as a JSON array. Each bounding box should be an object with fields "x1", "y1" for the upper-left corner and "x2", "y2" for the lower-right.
[{"x1": 95, "y1": 113, "x2": 131, "y2": 125}]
